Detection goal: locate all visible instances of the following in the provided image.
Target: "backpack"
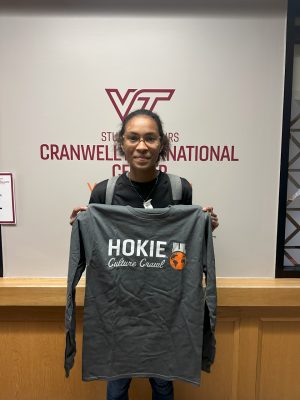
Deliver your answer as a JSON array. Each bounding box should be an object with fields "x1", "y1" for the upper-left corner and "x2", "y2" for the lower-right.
[{"x1": 105, "y1": 173, "x2": 182, "y2": 205}]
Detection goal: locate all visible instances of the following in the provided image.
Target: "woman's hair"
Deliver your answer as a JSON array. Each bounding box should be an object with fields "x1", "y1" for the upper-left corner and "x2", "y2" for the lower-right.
[{"x1": 115, "y1": 109, "x2": 170, "y2": 162}]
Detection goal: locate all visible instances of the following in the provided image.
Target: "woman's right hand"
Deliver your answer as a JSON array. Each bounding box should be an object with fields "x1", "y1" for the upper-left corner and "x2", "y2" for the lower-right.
[{"x1": 69, "y1": 206, "x2": 88, "y2": 225}]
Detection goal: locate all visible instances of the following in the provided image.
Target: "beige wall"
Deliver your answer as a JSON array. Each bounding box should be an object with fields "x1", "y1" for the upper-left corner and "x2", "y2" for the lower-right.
[{"x1": 0, "y1": 1, "x2": 286, "y2": 277}]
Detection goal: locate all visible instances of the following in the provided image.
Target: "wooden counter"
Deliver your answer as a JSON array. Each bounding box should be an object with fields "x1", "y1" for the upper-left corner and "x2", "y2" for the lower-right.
[{"x1": 0, "y1": 277, "x2": 300, "y2": 307}]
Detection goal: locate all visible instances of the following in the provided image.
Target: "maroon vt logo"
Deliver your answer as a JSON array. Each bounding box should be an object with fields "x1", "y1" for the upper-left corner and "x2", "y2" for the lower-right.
[{"x1": 105, "y1": 89, "x2": 175, "y2": 121}]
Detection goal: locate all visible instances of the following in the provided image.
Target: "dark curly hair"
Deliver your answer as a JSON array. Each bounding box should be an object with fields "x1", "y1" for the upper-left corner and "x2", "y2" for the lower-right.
[{"x1": 115, "y1": 109, "x2": 170, "y2": 162}]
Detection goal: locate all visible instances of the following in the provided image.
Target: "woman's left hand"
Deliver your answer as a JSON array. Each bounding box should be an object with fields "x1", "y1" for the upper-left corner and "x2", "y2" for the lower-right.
[{"x1": 203, "y1": 206, "x2": 219, "y2": 231}]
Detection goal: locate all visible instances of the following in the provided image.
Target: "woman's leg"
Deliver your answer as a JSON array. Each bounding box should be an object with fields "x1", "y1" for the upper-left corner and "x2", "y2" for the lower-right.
[
  {"x1": 106, "y1": 378, "x2": 132, "y2": 400},
  {"x1": 149, "y1": 378, "x2": 174, "y2": 400}
]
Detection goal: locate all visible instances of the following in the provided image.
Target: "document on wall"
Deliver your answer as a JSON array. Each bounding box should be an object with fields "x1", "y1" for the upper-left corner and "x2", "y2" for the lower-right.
[{"x1": 0, "y1": 173, "x2": 16, "y2": 224}]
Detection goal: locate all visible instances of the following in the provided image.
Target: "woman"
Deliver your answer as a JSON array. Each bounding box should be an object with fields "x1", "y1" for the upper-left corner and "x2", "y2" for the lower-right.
[{"x1": 70, "y1": 109, "x2": 219, "y2": 400}]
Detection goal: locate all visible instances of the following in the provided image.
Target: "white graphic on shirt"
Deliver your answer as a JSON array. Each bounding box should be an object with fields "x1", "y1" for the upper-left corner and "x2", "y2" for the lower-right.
[{"x1": 106, "y1": 238, "x2": 186, "y2": 270}]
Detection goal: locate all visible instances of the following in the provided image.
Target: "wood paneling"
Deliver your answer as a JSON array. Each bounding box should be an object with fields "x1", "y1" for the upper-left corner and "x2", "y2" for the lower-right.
[
  {"x1": 236, "y1": 317, "x2": 259, "y2": 400},
  {"x1": 257, "y1": 320, "x2": 300, "y2": 400},
  {"x1": 1, "y1": 280, "x2": 300, "y2": 399},
  {"x1": 0, "y1": 312, "x2": 242, "y2": 400},
  {"x1": 174, "y1": 318, "x2": 240, "y2": 400},
  {"x1": 0, "y1": 310, "x2": 103, "y2": 400}
]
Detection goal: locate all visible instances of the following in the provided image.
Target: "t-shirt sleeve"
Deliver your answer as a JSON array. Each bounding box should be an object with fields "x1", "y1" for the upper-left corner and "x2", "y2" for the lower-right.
[
  {"x1": 89, "y1": 179, "x2": 108, "y2": 204},
  {"x1": 64, "y1": 216, "x2": 87, "y2": 377},
  {"x1": 180, "y1": 177, "x2": 192, "y2": 205},
  {"x1": 201, "y1": 212, "x2": 217, "y2": 372}
]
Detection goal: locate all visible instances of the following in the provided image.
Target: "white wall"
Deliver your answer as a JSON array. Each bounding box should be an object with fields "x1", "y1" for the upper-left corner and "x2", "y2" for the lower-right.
[{"x1": 0, "y1": 2, "x2": 286, "y2": 276}]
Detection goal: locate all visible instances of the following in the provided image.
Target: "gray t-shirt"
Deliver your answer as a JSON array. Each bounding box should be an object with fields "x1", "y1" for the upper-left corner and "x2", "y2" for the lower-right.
[{"x1": 65, "y1": 204, "x2": 216, "y2": 385}]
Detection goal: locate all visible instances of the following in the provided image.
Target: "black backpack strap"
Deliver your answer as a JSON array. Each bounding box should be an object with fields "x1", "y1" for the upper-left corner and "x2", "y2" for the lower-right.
[
  {"x1": 167, "y1": 173, "x2": 182, "y2": 202},
  {"x1": 106, "y1": 173, "x2": 183, "y2": 204},
  {"x1": 105, "y1": 176, "x2": 120, "y2": 205}
]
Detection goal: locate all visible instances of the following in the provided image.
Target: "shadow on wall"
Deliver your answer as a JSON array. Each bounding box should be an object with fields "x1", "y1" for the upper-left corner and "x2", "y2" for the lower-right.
[{"x1": 0, "y1": 0, "x2": 286, "y2": 16}]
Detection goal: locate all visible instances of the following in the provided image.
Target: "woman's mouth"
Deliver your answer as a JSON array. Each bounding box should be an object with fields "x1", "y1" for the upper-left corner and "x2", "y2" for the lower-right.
[{"x1": 134, "y1": 156, "x2": 149, "y2": 160}]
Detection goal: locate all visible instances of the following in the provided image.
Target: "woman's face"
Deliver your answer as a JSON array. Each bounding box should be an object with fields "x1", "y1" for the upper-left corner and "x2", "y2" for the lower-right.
[{"x1": 121, "y1": 115, "x2": 162, "y2": 173}]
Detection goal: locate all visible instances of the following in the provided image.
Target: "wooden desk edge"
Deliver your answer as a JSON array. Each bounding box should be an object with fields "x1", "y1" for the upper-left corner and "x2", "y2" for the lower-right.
[{"x1": 1, "y1": 277, "x2": 300, "y2": 307}]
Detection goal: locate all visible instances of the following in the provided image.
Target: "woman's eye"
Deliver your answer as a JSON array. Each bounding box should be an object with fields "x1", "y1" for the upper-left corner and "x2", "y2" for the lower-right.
[{"x1": 146, "y1": 137, "x2": 155, "y2": 143}]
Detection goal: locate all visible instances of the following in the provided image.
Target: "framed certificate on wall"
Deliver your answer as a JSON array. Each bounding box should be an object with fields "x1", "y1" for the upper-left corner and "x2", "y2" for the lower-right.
[{"x1": 0, "y1": 173, "x2": 16, "y2": 225}]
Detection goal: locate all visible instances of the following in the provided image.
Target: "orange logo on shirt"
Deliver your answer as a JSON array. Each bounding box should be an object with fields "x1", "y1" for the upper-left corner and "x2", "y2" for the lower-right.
[{"x1": 169, "y1": 251, "x2": 187, "y2": 270}]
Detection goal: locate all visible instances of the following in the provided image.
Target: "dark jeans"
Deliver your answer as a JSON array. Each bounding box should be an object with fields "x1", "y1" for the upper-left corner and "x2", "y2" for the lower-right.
[{"x1": 106, "y1": 377, "x2": 174, "y2": 400}]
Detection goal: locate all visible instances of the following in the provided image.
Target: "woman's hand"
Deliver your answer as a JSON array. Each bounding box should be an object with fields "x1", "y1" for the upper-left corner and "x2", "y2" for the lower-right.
[
  {"x1": 69, "y1": 206, "x2": 88, "y2": 225},
  {"x1": 203, "y1": 206, "x2": 219, "y2": 231}
]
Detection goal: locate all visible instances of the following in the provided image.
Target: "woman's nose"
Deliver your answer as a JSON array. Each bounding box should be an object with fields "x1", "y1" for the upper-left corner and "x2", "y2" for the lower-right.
[{"x1": 136, "y1": 139, "x2": 148, "y2": 150}]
